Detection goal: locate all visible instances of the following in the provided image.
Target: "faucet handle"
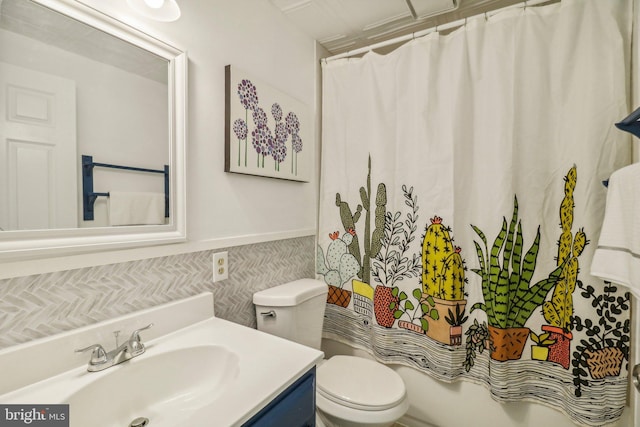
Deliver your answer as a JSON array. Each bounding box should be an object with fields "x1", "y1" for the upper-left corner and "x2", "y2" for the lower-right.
[
  {"x1": 130, "y1": 323, "x2": 153, "y2": 343},
  {"x1": 128, "y1": 323, "x2": 153, "y2": 354},
  {"x1": 75, "y1": 344, "x2": 108, "y2": 365}
]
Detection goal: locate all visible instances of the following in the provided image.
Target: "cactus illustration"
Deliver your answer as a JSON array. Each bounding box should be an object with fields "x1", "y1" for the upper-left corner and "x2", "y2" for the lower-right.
[
  {"x1": 335, "y1": 194, "x2": 362, "y2": 270},
  {"x1": 334, "y1": 155, "x2": 386, "y2": 284},
  {"x1": 421, "y1": 216, "x2": 466, "y2": 300},
  {"x1": 441, "y1": 248, "x2": 466, "y2": 300},
  {"x1": 317, "y1": 229, "x2": 361, "y2": 288},
  {"x1": 543, "y1": 166, "x2": 588, "y2": 331},
  {"x1": 422, "y1": 216, "x2": 454, "y2": 295}
]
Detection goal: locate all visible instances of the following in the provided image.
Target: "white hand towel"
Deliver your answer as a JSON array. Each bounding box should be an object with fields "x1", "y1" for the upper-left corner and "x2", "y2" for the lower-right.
[
  {"x1": 108, "y1": 191, "x2": 166, "y2": 226},
  {"x1": 591, "y1": 163, "x2": 640, "y2": 299}
]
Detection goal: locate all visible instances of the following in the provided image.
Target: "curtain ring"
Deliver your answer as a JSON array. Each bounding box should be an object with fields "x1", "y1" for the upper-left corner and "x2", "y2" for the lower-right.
[
  {"x1": 524, "y1": 0, "x2": 528, "y2": 11},
  {"x1": 484, "y1": 12, "x2": 488, "y2": 21}
]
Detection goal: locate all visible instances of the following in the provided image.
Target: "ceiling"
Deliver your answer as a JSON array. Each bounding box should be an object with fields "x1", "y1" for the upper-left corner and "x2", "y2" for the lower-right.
[{"x1": 269, "y1": 0, "x2": 526, "y2": 55}]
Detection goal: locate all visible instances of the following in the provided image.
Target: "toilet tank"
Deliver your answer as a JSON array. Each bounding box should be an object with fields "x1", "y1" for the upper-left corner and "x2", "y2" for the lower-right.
[{"x1": 253, "y1": 279, "x2": 328, "y2": 350}]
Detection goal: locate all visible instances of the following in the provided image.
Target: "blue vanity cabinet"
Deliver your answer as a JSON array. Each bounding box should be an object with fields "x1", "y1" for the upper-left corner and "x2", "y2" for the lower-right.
[{"x1": 242, "y1": 367, "x2": 316, "y2": 427}]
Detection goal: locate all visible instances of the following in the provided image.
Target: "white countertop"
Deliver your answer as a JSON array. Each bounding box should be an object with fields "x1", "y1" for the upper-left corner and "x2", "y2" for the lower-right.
[{"x1": 0, "y1": 293, "x2": 323, "y2": 426}]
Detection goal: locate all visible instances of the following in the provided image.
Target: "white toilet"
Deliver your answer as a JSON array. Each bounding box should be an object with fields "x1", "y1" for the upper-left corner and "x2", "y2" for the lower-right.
[{"x1": 253, "y1": 279, "x2": 409, "y2": 427}]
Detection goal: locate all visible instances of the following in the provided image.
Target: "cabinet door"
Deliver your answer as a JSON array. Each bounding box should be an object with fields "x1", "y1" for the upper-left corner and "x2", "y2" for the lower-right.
[{"x1": 242, "y1": 367, "x2": 315, "y2": 427}]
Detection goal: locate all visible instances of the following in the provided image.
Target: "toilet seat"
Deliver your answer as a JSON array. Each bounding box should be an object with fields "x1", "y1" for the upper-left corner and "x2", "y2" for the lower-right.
[{"x1": 317, "y1": 355, "x2": 406, "y2": 411}]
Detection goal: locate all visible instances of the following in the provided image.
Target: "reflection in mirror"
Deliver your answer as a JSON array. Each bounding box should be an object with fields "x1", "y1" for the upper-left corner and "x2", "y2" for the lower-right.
[
  {"x1": 0, "y1": 0, "x2": 186, "y2": 258},
  {"x1": 0, "y1": 0, "x2": 169, "y2": 230}
]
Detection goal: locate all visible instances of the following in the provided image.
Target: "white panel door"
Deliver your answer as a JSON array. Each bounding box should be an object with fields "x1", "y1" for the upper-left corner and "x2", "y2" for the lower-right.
[{"x1": 0, "y1": 62, "x2": 77, "y2": 230}]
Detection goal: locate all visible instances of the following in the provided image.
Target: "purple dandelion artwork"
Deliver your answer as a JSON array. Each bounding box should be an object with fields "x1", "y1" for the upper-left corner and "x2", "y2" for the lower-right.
[
  {"x1": 237, "y1": 79, "x2": 259, "y2": 166},
  {"x1": 233, "y1": 118, "x2": 247, "y2": 167},
  {"x1": 273, "y1": 122, "x2": 289, "y2": 171},
  {"x1": 291, "y1": 133, "x2": 303, "y2": 175},
  {"x1": 237, "y1": 79, "x2": 258, "y2": 111},
  {"x1": 285, "y1": 112, "x2": 303, "y2": 175},
  {"x1": 272, "y1": 103, "x2": 283, "y2": 122},
  {"x1": 226, "y1": 65, "x2": 310, "y2": 181}
]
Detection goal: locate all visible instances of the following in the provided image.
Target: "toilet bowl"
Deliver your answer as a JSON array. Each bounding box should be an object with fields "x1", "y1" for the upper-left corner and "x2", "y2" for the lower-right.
[
  {"x1": 253, "y1": 279, "x2": 409, "y2": 427},
  {"x1": 315, "y1": 355, "x2": 409, "y2": 427}
]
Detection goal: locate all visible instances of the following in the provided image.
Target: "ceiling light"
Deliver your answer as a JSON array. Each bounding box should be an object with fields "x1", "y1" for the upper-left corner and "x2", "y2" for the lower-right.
[
  {"x1": 127, "y1": 0, "x2": 181, "y2": 22},
  {"x1": 144, "y1": 0, "x2": 165, "y2": 9}
]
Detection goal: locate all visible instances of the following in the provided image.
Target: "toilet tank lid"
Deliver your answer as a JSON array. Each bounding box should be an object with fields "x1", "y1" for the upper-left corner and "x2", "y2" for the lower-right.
[{"x1": 253, "y1": 279, "x2": 328, "y2": 306}]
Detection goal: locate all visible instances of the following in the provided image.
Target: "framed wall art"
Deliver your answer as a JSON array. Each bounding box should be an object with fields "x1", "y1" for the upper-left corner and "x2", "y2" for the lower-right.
[{"x1": 225, "y1": 65, "x2": 312, "y2": 182}]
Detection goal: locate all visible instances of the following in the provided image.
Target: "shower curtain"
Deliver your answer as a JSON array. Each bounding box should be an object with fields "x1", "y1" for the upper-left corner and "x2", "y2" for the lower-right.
[{"x1": 318, "y1": 0, "x2": 632, "y2": 425}]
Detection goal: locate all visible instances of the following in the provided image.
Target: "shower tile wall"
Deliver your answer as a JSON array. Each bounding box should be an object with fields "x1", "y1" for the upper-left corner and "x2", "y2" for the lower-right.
[{"x1": 0, "y1": 236, "x2": 314, "y2": 350}]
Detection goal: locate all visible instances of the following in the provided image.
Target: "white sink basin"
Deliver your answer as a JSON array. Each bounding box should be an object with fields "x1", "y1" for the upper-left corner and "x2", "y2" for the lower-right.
[
  {"x1": 67, "y1": 345, "x2": 239, "y2": 427},
  {"x1": 0, "y1": 293, "x2": 323, "y2": 427}
]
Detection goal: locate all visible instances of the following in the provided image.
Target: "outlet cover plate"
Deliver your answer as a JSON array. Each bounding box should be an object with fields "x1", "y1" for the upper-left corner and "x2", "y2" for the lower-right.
[{"x1": 213, "y1": 252, "x2": 229, "y2": 282}]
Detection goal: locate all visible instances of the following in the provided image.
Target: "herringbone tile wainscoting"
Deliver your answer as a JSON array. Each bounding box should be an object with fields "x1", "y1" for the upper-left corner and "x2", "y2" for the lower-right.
[{"x1": 0, "y1": 236, "x2": 314, "y2": 350}]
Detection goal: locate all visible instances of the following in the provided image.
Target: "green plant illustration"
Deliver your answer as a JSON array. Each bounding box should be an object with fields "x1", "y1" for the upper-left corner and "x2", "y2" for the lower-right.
[
  {"x1": 335, "y1": 155, "x2": 386, "y2": 284},
  {"x1": 464, "y1": 319, "x2": 490, "y2": 372},
  {"x1": 372, "y1": 185, "x2": 421, "y2": 287},
  {"x1": 421, "y1": 217, "x2": 467, "y2": 300},
  {"x1": 317, "y1": 229, "x2": 360, "y2": 288},
  {"x1": 530, "y1": 331, "x2": 556, "y2": 347},
  {"x1": 445, "y1": 303, "x2": 469, "y2": 327},
  {"x1": 543, "y1": 166, "x2": 588, "y2": 332},
  {"x1": 470, "y1": 196, "x2": 564, "y2": 329},
  {"x1": 390, "y1": 288, "x2": 439, "y2": 332},
  {"x1": 572, "y1": 282, "x2": 630, "y2": 397}
]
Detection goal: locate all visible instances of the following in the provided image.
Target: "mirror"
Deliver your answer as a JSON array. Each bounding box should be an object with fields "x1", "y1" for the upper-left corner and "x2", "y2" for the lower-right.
[{"x1": 0, "y1": 0, "x2": 186, "y2": 259}]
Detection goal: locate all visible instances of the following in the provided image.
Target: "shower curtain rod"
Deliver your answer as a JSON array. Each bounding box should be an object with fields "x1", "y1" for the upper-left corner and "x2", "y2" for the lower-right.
[{"x1": 322, "y1": 0, "x2": 555, "y2": 63}]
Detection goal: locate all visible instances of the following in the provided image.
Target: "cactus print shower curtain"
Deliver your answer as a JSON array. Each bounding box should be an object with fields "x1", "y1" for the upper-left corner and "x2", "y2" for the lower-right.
[{"x1": 318, "y1": 1, "x2": 633, "y2": 425}]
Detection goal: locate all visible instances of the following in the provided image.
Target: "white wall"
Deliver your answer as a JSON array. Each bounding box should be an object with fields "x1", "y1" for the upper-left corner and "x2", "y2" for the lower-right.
[{"x1": 0, "y1": 0, "x2": 319, "y2": 277}]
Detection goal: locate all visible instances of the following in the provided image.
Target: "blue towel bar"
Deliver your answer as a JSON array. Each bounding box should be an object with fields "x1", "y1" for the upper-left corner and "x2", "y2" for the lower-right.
[
  {"x1": 82, "y1": 155, "x2": 169, "y2": 221},
  {"x1": 615, "y1": 106, "x2": 640, "y2": 139},
  {"x1": 602, "y1": 108, "x2": 640, "y2": 188}
]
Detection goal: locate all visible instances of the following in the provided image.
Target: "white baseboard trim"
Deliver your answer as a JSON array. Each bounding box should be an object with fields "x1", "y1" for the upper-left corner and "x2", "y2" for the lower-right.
[{"x1": 398, "y1": 414, "x2": 439, "y2": 427}]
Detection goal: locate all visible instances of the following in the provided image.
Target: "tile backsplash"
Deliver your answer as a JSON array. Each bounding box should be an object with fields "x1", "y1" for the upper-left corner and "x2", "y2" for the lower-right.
[{"x1": 0, "y1": 236, "x2": 314, "y2": 350}]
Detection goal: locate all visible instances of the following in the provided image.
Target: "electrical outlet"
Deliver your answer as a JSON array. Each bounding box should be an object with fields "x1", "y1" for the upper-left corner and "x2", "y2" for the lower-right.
[{"x1": 212, "y1": 252, "x2": 229, "y2": 282}]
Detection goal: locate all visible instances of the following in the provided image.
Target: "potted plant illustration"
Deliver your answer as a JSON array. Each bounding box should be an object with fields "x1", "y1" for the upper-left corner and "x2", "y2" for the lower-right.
[
  {"x1": 541, "y1": 166, "x2": 587, "y2": 369},
  {"x1": 317, "y1": 229, "x2": 360, "y2": 307},
  {"x1": 464, "y1": 318, "x2": 490, "y2": 372},
  {"x1": 470, "y1": 196, "x2": 564, "y2": 361},
  {"x1": 371, "y1": 185, "x2": 421, "y2": 326},
  {"x1": 333, "y1": 156, "x2": 389, "y2": 323},
  {"x1": 421, "y1": 216, "x2": 469, "y2": 345},
  {"x1": 529, "y1": 331, "x2": 556, "y2": 361},
  {"x1": 391, "y1": 288, "x2": 439, "y2": 334},
  {"x1": 445, "y1": 303, "x2": 469, "y2": 346},
  {"x1": 571, "y1": 282, "x2": 630, "y2": 397}
]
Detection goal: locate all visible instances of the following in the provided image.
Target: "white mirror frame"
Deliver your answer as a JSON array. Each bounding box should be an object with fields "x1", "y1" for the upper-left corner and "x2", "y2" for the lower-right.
[{"x1": 0, "y1": 0, "x2": 187, "y2": 260}]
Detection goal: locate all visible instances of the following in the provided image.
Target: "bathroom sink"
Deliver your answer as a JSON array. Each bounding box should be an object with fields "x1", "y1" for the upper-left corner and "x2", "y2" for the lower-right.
[
  {"x1": 0, "y1": 293, "x2": 323, "y2": 427},
  {"x1": 66, "y1": 345, "x2": 239, "y2": 427}
]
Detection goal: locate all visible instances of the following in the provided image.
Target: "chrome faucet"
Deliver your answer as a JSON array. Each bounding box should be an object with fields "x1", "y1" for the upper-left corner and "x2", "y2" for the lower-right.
[{"x1": 75, "y1": 323, "x2": 153, "y2": 372}]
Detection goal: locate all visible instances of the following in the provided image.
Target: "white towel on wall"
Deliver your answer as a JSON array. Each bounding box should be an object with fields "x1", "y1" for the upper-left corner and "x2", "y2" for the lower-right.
[
  {"x1": 591, "y1": 163, "x2": 640, "y2": 299},
  {"x1": 108, "y1": 191, "x2": 166, "y2": 226}
]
